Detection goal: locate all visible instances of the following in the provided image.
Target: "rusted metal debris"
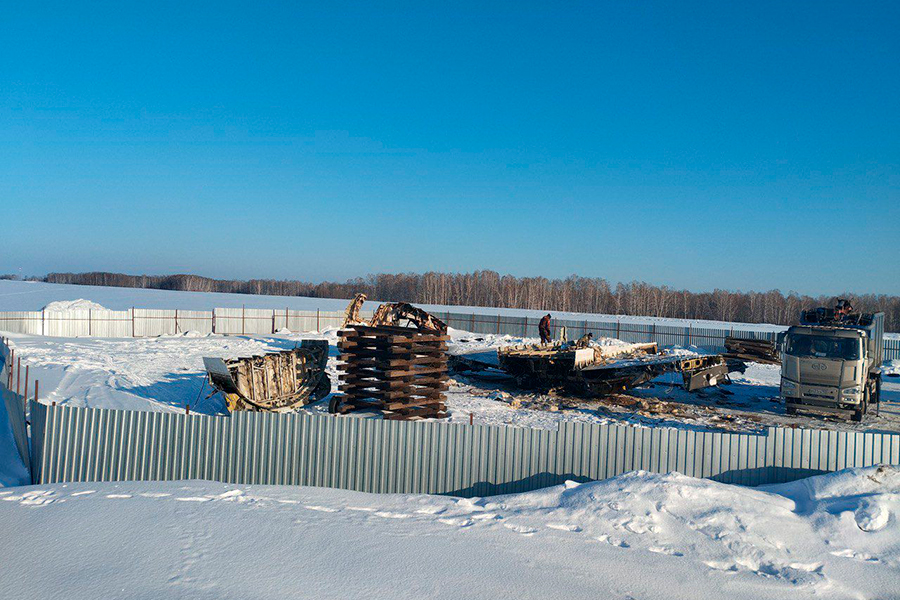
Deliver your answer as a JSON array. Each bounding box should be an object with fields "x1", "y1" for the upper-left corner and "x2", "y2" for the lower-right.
[
  {"x1": 497, "y1": 341, "x2": 741, "y2": 397},
  {"x1": 203, "y1": 340, "x2": 330, "y2": 412},
  {"x1": 723, "y1": 336, "x2": 780, "y2": 365},
  {"x1": 342, "y1": 293, "x2": 447, "y2": 334}
]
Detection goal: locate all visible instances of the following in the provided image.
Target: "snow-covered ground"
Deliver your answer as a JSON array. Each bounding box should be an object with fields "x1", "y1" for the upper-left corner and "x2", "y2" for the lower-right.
[
  {"x1": 4, "y1": 325, "x2": 900, "y2": 434},
  {"x1": 1, "y1": 466, "x2": 899, "y2": 599}
]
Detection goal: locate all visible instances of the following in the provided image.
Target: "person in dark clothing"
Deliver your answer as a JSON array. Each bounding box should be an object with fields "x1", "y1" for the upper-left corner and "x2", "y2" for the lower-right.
[
  {"x1": 575, "y1": 332, "x2": 593, "y2": 348},
  {"x1": 835, "y1": 299, "x2": 853, "y2": 320},
  {"x1": 539, "y1": 314, "x2": 552, "y2": 344}
]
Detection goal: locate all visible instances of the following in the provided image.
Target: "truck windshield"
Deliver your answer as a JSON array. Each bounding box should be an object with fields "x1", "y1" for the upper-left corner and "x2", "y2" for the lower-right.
[{"x1": 786, "y1": 335, "x2": 860, "y2": 360}]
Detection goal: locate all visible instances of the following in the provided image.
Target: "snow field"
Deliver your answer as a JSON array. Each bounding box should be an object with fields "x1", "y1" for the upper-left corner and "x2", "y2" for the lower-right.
[{"x1": 1, "y1": 466, "x2": 898, "y2": 599}]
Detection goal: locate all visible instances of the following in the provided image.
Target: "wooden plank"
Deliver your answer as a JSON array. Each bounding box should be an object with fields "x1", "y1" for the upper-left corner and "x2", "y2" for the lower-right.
[
  {"x1": 339, "y1": 376, "x2": 449, "y2": 390},
  {"x1": 337, "y1": 355, "x2": 446, "y2": 368},
  {"x1": 339, "y1": 366, "x2": 448, "y2": 379},
  {"x1": 340, "y1": 388, "x2": 446, "y2": 401},
  {"x1": 337, "y1": 343, "x2": 449, "y2": 355}
]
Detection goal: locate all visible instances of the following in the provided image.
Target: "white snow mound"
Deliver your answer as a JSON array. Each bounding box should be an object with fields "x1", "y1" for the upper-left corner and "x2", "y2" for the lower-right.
[{"x1": 42, "y1": 299, "x2": 108, "y2": 312}]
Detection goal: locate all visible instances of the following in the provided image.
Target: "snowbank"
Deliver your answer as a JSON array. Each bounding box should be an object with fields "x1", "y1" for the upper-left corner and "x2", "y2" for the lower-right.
[
  {"x1": 1, "y1": 467, "x2": 898, "y2": 599},
  {"x1": 42, "y1": 299, "x2": 107, "y2": 312}
]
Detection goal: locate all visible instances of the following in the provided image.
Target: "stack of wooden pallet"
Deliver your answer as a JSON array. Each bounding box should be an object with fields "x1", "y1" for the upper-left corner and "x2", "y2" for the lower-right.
[
  {"x1": 723, "y1": 336, "x2": 780, "y2": 365},
  {"x1": 334, "y1": 325, "x2": 450, "y2": 420}
]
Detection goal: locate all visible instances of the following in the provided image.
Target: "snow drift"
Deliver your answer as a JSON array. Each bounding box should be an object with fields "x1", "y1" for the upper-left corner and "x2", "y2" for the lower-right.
[{"x1": 1, "y1": 466, "x2": 898, "y2": 599}]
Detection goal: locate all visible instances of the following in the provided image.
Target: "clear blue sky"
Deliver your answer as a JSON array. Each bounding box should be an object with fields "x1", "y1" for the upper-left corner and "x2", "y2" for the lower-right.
[{"x1": 2, "y1": 1, "x2": 898, "y2": 295}]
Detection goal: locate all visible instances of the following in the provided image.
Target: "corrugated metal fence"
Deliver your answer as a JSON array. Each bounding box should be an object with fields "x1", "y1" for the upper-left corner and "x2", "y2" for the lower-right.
[
  {"x1": 27, "y1": 403, "x2": 900, "y2": 494},
  {"x1": 0, "y1": 339, "x2": 29, "y2": 472},
  {"x1": 0, "y1": 307, "x2": 896, "y2": 360}
]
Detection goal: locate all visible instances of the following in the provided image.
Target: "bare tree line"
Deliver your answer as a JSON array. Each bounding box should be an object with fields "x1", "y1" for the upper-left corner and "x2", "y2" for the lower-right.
[{"x1": 41, "y1": 271, "x2": 900, "y2": 332}]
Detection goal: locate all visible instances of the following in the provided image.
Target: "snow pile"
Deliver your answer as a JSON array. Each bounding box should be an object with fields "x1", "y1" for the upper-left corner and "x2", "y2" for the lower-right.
[
  {"x1": 42, "y1": 299, "x2": 108, "y2": 312},
  {"x1": 1, "y1": 467, "x2": 899, "y2": 599},
  {"x1": 883, "y1": 360, "x2": 900, "y2": 377}
]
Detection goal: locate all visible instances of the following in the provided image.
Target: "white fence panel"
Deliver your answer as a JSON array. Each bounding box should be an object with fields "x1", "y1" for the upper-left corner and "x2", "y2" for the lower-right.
[
  {"x1": 213, "y1": 307, "x2": 243, "y2": 334},
  {"x1": 43, "y1": 310, "x2": 91, "y2": 336},
  {"x1": 214, "y1": 308, "x2": 277, "y2": 335},
  {"x1": 244, "y1": 308, "x2": 276, "y2": 335},
  {"x1": 133, "y1": 309, "x2": 177, "y2": 337},
  {"x1": 174, "y1": 310, "x2": 213, "y2": 334},
  {"x1": 0, "y1": 311, "x2": 43, "y2": 335}
]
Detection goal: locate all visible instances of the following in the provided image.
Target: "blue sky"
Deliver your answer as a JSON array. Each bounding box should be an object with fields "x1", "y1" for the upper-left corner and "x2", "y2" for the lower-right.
[{"x1": 2, "y1": 1, "x2": 898, "y2": 295}]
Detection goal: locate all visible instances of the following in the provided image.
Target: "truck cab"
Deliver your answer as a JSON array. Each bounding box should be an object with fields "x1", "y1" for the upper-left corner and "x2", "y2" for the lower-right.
[{"x1": 780, "y1": 310, "x2": 884, "y2": 421}]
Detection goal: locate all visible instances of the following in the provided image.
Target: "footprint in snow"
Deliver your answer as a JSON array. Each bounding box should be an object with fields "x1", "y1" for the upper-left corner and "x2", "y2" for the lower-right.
[
  {"x1": 648, "y1": 546, "x2": 683, "y2": 557},
  {"x1": 596, "y1": 535, "x2": 629, "y2": 548},
  {"x1": 304, "y1": 505, "x2": 339, "y2": 512},
  {"x1": 546, "y1": 523, "x2": 581, "y2": 532},
  {"x1": 415, "y1": 506, "x2": 446, "y2": 515},
  {"x1": 439, "y1": 517, "x2": 474, "y2": 528},
  {"x1": 504, "y1": 523, "x2": 537, "y2": 536},
  {"x1": 787, "y1": 562, "x2": 824, "y2": 573},
  {"x1": 830, "y1": 549, "x2": 879, "y2": 562},
  {"x1": 703, "y1": 560, "x2": 739, "y2": 573}
]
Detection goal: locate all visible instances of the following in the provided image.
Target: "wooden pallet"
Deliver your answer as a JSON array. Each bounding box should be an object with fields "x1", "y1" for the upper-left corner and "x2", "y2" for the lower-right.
[{"x1": 333, "y1": 325, "x2": 450, "y2": 420}]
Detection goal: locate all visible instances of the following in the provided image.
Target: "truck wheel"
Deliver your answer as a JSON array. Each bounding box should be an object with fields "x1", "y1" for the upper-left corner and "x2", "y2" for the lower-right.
[
  {"x1": 852, "y1": 388, "x2": 870, "y2": 422},
  {"x1": 786, "y1": 405, "x2": 797, "y2": 416}
]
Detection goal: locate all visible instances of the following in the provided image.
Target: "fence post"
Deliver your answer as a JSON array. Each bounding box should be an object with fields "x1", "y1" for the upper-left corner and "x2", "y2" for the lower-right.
[
  {"x1": 688, "y1": 324, "x2": 693, "y2": 346},
  {"x1": 651, "y1": 323, "x2": 656, "y2": 344},
  {"x1": 523, "y1": 316, "x2": 528, "y2": 338},
  {"x1": 242, "y1": 305, "x2": 245, "y2": 335},
  {"x1": 132, "y1": 308, "x2": 136, "y2": 337},
  {"x1": 616, "y1": 320, "x2": 621, "y2": 340},
  {"x1": 317, "y1": 309, "x2": 320, "y2": 332},
  {"x1": 41, "y1": 309, "x2": 45, "y2": 336},
  {"x1": 272, "y1": 310, "x2": 276, "y2": 334},
  {"x1": 496, "y1": 314, "x2": 501, "y2": 334},
  {"x1": 470, "y1": 313, "x2": 475, "y2": 333},
  {"x1": 175, "y1": 309, "x2": 179, "y2": 334},
  {"x1": 212, "y1": 309, "x2": 217, "y2": 334},
  {"x1": 88, "y1": 309, "x2": 92, "y2": 336}
]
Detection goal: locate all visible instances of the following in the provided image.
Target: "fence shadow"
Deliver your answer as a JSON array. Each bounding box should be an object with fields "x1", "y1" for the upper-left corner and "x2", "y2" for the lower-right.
[
  {"x1": 446, "y1": 472, "x2": 592, "y2": 497},
  {"x1": 121, "y1": 372, "x2": 229, "y2": 415},
  {"x1": 711, "y1": 466, "x2": 829, "y2": 487}
]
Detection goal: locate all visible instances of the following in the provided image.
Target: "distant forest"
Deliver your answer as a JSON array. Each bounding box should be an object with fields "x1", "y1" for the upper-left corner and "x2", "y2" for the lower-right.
[{"x1": 17, "y1": 271, "x2": 900, "y2": 332}]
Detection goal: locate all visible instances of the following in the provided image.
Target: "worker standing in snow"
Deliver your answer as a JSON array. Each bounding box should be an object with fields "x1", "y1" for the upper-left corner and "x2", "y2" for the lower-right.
[{"x1": 539, "y1": 314, "x2": 552, "y2": 345}]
